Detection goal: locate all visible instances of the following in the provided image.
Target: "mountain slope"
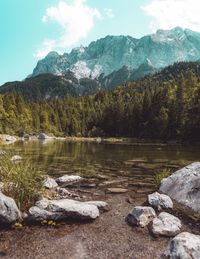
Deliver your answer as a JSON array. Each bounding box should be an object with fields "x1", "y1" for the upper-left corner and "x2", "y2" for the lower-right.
[
  {"x1": 32, "y1": 27, "x2": 200, "y2": 80},
  {"x1": 1, "y1": 61, "x2": 200, "y2": 101}
]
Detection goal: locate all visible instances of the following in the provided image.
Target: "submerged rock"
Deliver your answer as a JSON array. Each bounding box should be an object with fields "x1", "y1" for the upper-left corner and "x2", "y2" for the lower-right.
[
  {"x1": 0, "y1": 193, "x2": 21, "y2": 224},
  {"x1": 160, "y1": 162, "x2": 200, "y2": 215},
  {"x1": 106, "y1": 188, "x2": 128, "y2": 194},
  {"x1": 28, "y1": 198, "x2": 103, "y2": 221},
  {"x1": 43, "y1": 177, "x2": 58, "y2": 189},
  {"x1": 148, "y1": 192, "x2": 173, "y2": 211},
  {"x1": 151, "y1": 212, "x2": 181, "y2": 237},
  {"x1": 163, "y1": 232, "x2": 200, "y2": 258},
  {"x1": 126, "y1": 206, "x2": 156, "y2": 227},
  {"x1": 56, "y1": 175, "x2": 82, "y2": 184}
]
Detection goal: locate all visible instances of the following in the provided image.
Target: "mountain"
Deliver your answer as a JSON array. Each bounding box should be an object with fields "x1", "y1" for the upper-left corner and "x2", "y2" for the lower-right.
[
  {"x1": 1, "y1": 27, "x2": 200, "y2": 100},
  {"x1": 1, "y1": 61, "x2": 200, "y2": 101},
  {"x1": 31, "y1": 27, "x2": 200, "y2": 80}
]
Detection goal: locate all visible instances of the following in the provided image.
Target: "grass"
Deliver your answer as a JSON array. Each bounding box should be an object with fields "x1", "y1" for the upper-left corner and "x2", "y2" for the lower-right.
[
  {"x1": 0, "y1": 153, "x2": 44, "y2": 211},
  {"x1": 154, "y1": 168, "x2": 172, "y2": 187}
]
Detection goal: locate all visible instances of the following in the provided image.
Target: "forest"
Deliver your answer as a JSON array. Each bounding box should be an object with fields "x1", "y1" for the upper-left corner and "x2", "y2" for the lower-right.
[{"x1": 0, "y1": 62, "x2": 200, "y2": 141}]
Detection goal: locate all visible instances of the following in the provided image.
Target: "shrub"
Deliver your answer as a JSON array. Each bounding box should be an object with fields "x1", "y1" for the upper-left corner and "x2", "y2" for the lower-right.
[
  {"x1": 0, "y1": 154, "x2": 44, "y2": 211},
  {"x1": 154, "y1": 168, "x2": 172, "y2": 187}
]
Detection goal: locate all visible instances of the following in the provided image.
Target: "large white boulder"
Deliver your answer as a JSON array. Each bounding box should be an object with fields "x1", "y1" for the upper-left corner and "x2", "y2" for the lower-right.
[
  {"x1": 163, "y1": 232, "x2": 200, "y2": 258},
  {"x1": 126, "y1": 206, "x2": 156, "y2": 227},
  {"x1": 160, "y1": 162, "x2": 200, "y2": 215},
  {"x1": 28, "y1": 198, "x2": 101, "y2": 221},
  {"x1": 0, "y1": 193, "x2": 21, "y2": 224},
  {"x1": 151, "y1": 212, "x2": 181, "y2": 237},
  {"x1": 148, "y1": 192, "x2": 173, "y2": 211}
]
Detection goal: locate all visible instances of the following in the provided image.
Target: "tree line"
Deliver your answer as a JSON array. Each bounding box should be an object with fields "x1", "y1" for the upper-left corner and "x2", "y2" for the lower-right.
[{"x1": 1, "y1": 62, "x2": 200, "y2": 141}]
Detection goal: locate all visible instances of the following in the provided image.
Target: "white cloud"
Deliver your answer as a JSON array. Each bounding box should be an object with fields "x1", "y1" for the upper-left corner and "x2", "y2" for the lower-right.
[
  {"x1": 35, "y1": 0, "x2": 101, "y2": 59},
  {"x1": 34, "y1": 39, "x2": 56, "y2": 59},
  {"x1": 142, "y1": 0, "x2": 200, "y2": 32},
  {"x1": 104, "y1": 8, "x2": 114, "y2": 18}
]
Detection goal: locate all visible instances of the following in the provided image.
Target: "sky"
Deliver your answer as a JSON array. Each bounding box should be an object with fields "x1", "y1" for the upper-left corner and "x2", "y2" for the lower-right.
[{"x1": 1, "y1": 0, "x2": 200, "y2": 85}]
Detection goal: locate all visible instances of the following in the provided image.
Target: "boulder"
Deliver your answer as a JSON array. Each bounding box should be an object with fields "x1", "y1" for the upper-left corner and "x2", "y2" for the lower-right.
[
  {"x1": 43, "y1": 177, "x2": 58, "y2": 189},
  {"x1": 151, "y1": 212, "x2": 181, "y2": 237},
  {"x1": 10, "y1": 155, "x2": 22, "y2": 161},
  {"x1": 84, "y1": 201, "x2": 109, "y2": 212},
  {"x1": 126, "y1": 206, "x2": 156, "y2": 227},
  {"x1": 160, "y1": 162, "x2": 200, "y2": 215},
  {"x1": 0, "y1": 135, "x2": 17, "y2": 144},
  {"x1": 0, "y1": 193, "x2": 21, "y2": 224},
  {"x1": 148, "y1": 192, "x2": 173, "y2": 211},
  {"x1": 56, "y1": 175, "x2": 82, "y2": 184},
  {"x1": 38, "y1": 133, "x2": 52, "y2": 140},
  {"x1": 28, "y1": 198, "x2": 100, "y2": 221},
  {"x1": 163, "y1": 232, "x2": 200, "y2": 258}
]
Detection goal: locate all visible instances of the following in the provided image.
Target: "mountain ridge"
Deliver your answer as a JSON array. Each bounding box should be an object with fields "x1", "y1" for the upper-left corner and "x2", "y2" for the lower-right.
[{"x1": 31, "y1": 27, "x2": 200, "y2": 80}]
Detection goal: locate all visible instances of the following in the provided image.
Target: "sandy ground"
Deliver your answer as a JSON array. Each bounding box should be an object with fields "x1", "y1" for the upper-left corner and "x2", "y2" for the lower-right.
[{"x1": 0, "y1": 192, "x2": 199, "y2": 259}]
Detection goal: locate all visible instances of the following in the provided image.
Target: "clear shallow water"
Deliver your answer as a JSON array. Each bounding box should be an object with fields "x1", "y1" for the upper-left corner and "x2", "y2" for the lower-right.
[{"x1": 2, "y1": 140, "x2": 200, "y2": 192}]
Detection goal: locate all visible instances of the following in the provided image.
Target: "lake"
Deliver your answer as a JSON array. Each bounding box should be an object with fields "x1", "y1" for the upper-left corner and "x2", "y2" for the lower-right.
[{"x1": 2, "y1": 140, "x2": 200, "y2": 194}]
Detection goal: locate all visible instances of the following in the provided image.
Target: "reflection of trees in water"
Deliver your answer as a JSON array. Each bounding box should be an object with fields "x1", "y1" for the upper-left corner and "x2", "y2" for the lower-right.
[{"x1": 3, "y1": 141, "x2": 200, "y2": 176}]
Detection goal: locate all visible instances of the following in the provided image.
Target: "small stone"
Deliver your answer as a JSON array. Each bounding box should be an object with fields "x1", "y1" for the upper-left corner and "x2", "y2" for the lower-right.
[
  {"x1": 148, "y1": 192, "x2": 173, "y2": 211},
  {"x1": 163, "y1": 232, "x2": 200, "y2": 258},
  {"x1": 151, "y1": 212, "x2": 182, "y2": 237},
  {"x1": 126, "y1": 206, "x2": 156, "y2": 227},
  {"x1": 10, "y1": 155, "x2": 22, "y2": 161},
  {"x1": 43, "y1": 177, "x2": 58, "y2": 189}
]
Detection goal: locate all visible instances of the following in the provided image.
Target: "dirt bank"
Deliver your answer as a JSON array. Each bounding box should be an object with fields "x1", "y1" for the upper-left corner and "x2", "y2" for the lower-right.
[{"x1": 0, "y1": 191, "x2": 199, "y2": 259}]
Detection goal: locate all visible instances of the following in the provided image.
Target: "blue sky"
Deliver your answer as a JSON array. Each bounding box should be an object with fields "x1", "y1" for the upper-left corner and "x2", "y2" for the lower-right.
[{"x1": 0, "y1": 0, "x2": 200, "y2": 85}]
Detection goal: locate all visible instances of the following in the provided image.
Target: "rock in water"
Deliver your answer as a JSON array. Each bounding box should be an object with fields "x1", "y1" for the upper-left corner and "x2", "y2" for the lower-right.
[
  {"x1": 43, "y1": 177, "x2": 58, "y2": 189},
  {"x1": 0, "y1": 193, "x2": 21, "y2": 224},
  {"x1": 56, "y1": 175, "x2": 82, "y2": 184},
  {"x1": 28, "y1": 198, "x2": 100, "y2": 221},
  {"x1": 38, "y1": 133, "x2": 52, "y2": 140},
  {"x1": 159, "y1": 162, "x2": 200, "y2": 215},
  {"x1": 148, "y1": 192, "x2": 173, "y2": 210},
  {"x1": 163, "y1": 232, "x2": 200, "y2": 258},
  {"x1": 126, "y1": 206, "x2": 156, "y2": 227},
  {"x1": 10, "y1": 155, "x2": 22, "y2": 161},
  {"x1": 151, "y1": 212, "x2": 182, "y2": 237}
]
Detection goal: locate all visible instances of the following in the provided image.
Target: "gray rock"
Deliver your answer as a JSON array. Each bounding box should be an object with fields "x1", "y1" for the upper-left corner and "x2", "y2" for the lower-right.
[
  {"x1": 160, "y1": 162, "x2": 200, "y2": 215},
  {"x1": 0, "y1": 192, "x2": 21, "y2": 224},
  {"x1": 126, "y1": 206, "x2": 156, "y2": 227},
  {"x1": 10, "y1": 155, "x2": 22, "y2": 161},
  {"x1": 29, "y1": 198, "x2": 100, "y2": 221},
  {"x1": 152, "y1": 212, "x2": 182, "y2": 237},
  {"x1": 56, "y1": 175, "x2": 82, "y2": 184},
  {"x1": 38, "y1": 133, "x2": 52, "y2": 140},
  {"x1": 163, "y1": 232, "x2": 200, "y2": 258},
  {"x1": 43, "y1": 177, "x2": 58, "y2": 189},
  {"x1": 0, "y1": 135, "x2": 17, "y2": 144},
  {"x1": 84, "y1": 201, "x2": 109, "y2": 212},
  {"x1": 148, "y1": 192, "x2": 173, "y2": 210}
]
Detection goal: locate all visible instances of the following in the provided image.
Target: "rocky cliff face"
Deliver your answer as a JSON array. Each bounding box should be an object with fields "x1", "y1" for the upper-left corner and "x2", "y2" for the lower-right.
[{"x1": 31, "y1": 27, "x2": 200, "y2": 80}]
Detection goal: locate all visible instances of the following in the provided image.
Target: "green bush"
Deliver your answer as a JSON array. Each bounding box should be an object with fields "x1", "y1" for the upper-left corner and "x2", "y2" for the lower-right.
[
  {"x1": 0, "y1": 154, "x2": 44, "y2": 211},
  {"x1": 154, "y1": 168, "x2": 172, "y2": 187}
]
